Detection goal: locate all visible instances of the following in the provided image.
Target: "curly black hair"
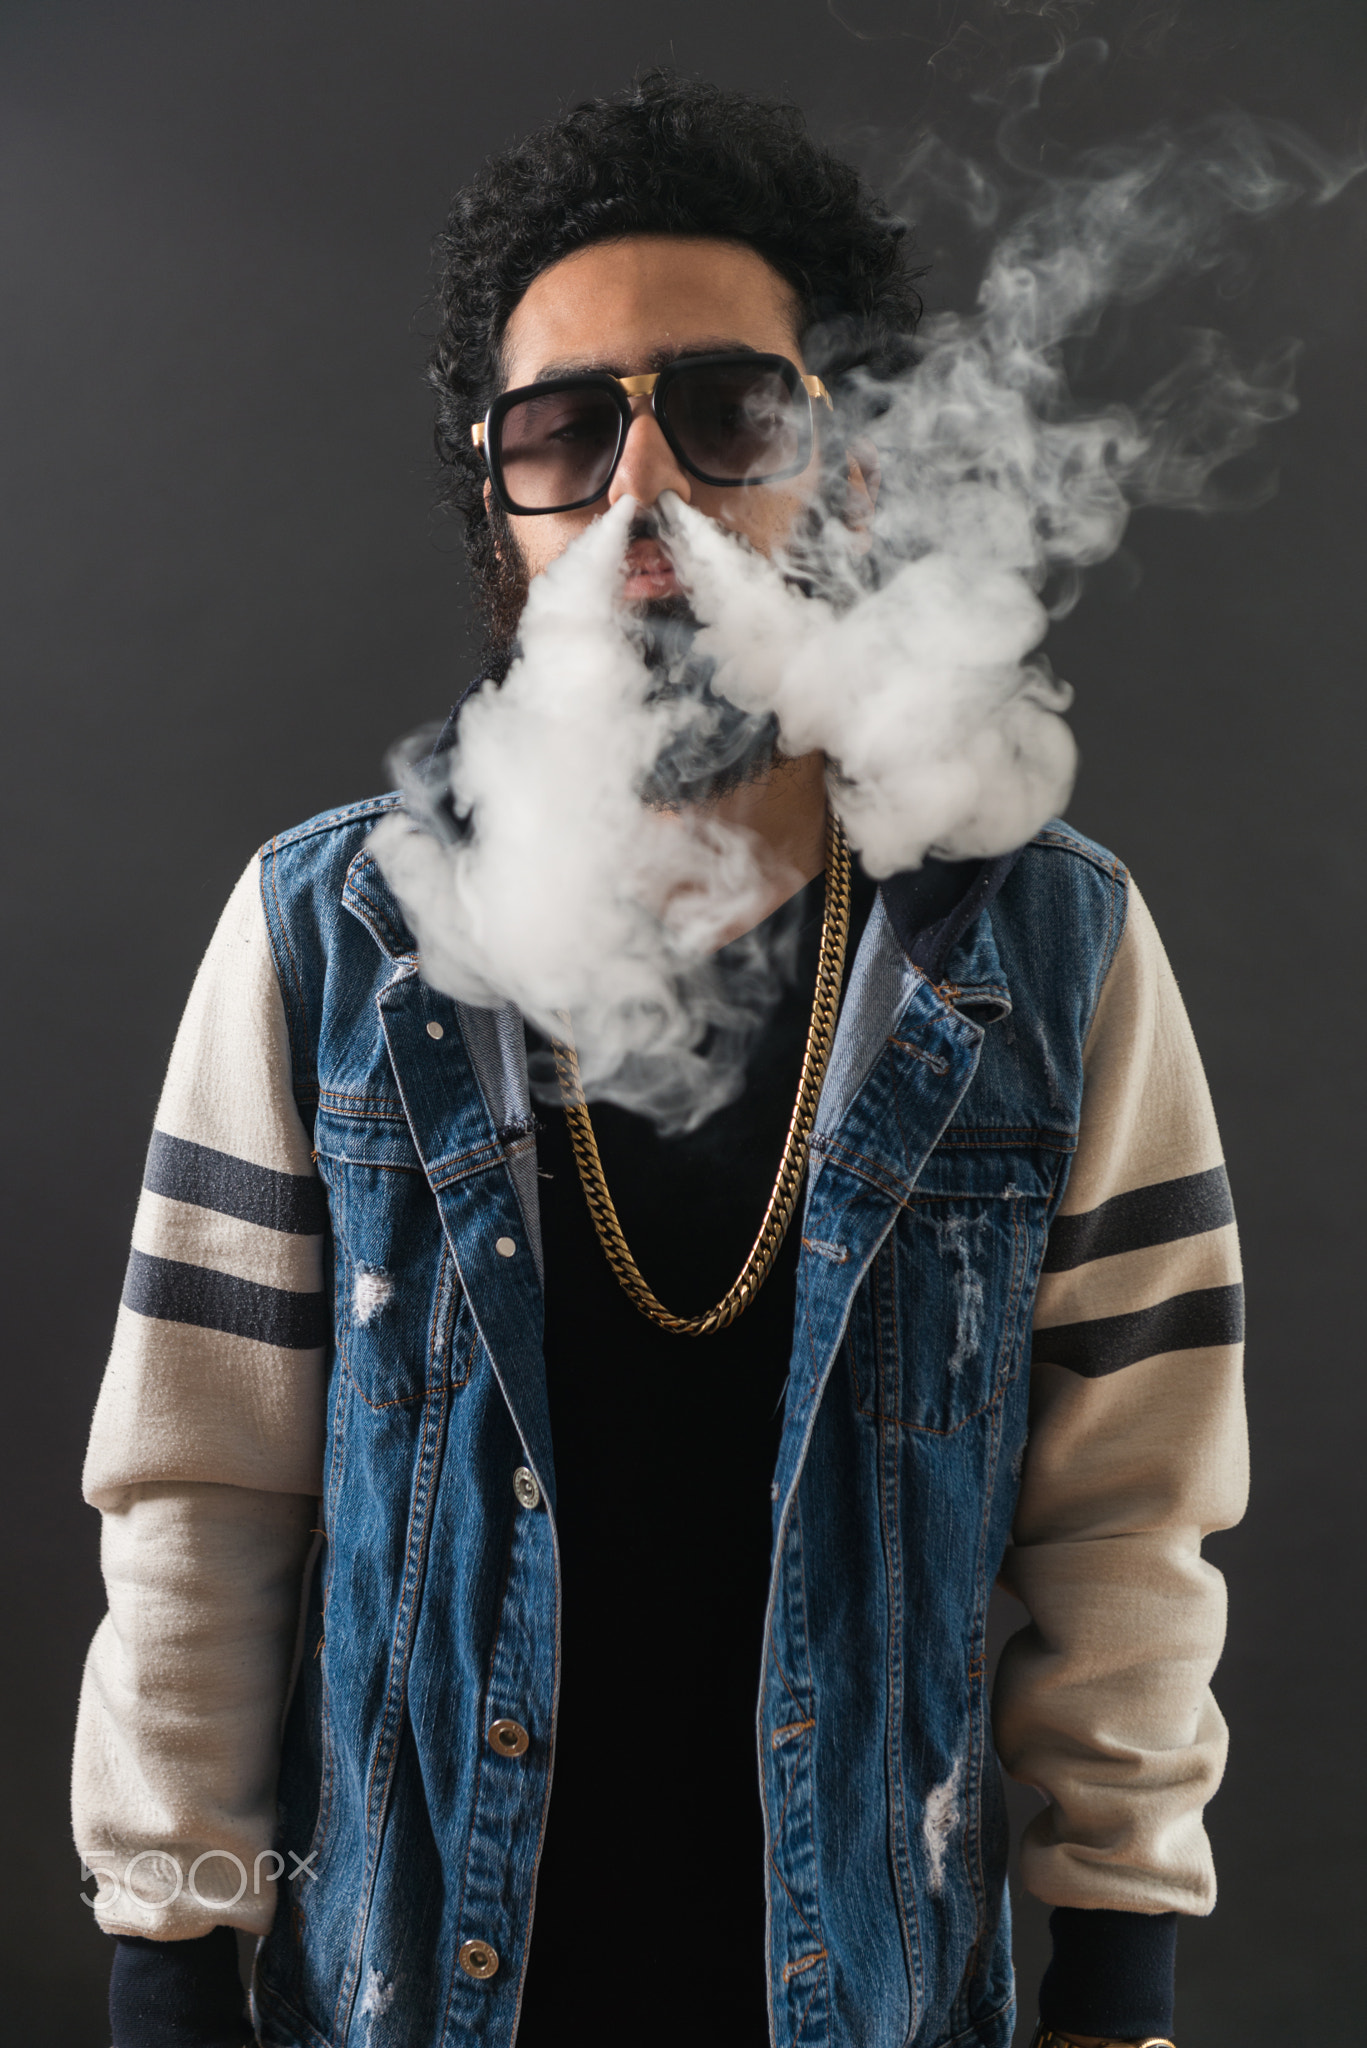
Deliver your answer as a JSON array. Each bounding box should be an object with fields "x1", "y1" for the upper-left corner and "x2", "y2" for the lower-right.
[{"x1": 429, "y1": 71, "x2": 924, "y2": 656}]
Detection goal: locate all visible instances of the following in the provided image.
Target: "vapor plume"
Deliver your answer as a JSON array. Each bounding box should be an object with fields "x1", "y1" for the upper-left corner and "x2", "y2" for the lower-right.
[
  {"x1": 372, "y1": 108, "x2": 1355, "y2": 1131},
  {"x1": 372, "y1": 500, "x2": 787, "y2": 1129}
]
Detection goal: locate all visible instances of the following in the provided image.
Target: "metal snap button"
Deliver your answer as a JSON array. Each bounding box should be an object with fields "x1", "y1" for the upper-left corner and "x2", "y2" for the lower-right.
[
  {"x1": 425, "y1": 1020, "x2": 444, "y2": 1040},
  {"x1": 512, "y1": 1466, "x2": 540, "y2": 1511},
  {"x1": 457, "y1": 1938, "x2": 499, "y2": 1980},
  {"x1": 488, "y1": 1718, "x2": 530, "y2": 1757},
  {"x1": 495, "y1": 1236, "x2": 517, "y2": 1258}
]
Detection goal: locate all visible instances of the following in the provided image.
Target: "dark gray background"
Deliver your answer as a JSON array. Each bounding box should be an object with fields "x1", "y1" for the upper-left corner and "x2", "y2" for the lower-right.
[{"x1": 3, "y1": 2, "x2": 1363, "y2": 2042}]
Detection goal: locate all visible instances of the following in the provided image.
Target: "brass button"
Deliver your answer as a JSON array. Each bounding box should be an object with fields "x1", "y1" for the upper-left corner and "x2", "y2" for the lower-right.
[
  {"x1": 512, "y1": 1466, "x2": 540, "y2": 1510},
  {"x1": 457, "y1": 1938, "x2": 499, "y2": 1980},
  {"x1": 495, "y1": 1236, "x2": 517, "y2": 1258},
  {"x1": 488, "y1": 1718, "x2": 530, "y2": 1757},
  {"x1": 425, "y1": 1020, "x2": 444, "y2": 1041}
]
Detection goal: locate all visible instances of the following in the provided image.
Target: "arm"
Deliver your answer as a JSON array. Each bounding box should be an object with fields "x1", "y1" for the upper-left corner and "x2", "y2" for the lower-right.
[
  {"x1": 993, "y1": 878, "x2": 1248, "y2": 2039},
  {"x1": 74, "y1": 858, "x2": 327, "y2": 1946}
]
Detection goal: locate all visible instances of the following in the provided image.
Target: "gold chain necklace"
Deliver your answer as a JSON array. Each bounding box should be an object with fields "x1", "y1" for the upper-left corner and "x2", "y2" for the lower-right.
[{"x1": 551, "y1": 811, "x2": 851, "y2": 1336}]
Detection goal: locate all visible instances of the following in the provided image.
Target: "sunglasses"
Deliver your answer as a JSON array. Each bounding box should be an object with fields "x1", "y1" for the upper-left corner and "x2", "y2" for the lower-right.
[{"x1": 472, "y1": 351, "x2": 832, "y2": 516}]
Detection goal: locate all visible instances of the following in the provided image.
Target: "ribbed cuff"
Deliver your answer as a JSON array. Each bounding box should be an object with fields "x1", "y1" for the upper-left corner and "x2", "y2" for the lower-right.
[
  {"x1": 1037, "y1": 1907, "x2": 1178, "y2": 2039},
  {"x1": 109, "y1": 1927, "x2": 252, "y2": 2048}
]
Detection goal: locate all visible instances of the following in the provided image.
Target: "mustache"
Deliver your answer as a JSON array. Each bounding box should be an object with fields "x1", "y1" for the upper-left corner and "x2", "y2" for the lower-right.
[
  {"x1": 629, "y1": 610, "x2": 779, "y2": 809},
  {"x1": 621, "y1": 508, "x2": 779, "y2": 803}
]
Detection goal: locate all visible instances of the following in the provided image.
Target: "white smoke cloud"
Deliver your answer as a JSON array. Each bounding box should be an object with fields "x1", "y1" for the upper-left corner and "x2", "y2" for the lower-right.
[
  {"x1": 371, "y1": 111, "x2": 1356, "y2": 1130},
  {"x1": 370, "y1": 500, "x2": 784, "y2": 1129}
]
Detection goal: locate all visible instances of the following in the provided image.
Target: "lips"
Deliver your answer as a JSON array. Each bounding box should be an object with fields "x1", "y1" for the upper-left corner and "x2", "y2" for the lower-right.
[{"x1": 621, "y1": 536, "x2": 683, "y2": 602}]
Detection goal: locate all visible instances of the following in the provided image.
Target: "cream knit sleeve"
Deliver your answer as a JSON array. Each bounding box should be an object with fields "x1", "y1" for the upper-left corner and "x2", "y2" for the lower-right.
[
  {"x1": 73, "y1": 857, "x2": 326, "y2": 1938},
  {"x1": 993, "y1": 879, "x2": 1249, "y2": 1916}
]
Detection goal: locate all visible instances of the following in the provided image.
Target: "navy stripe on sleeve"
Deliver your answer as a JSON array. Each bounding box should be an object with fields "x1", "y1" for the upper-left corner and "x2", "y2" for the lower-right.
[
  {"x1": 123, "y1": 1250, "x2": 328, "y2": 1349},
  {"x1": 144, "y1": 1131, "x2": 327, "y2": 1235},
  {"x1": 1043, "y1": 1163, "x2": 1234, "y2": 1273},
  {"x1": 1033, "y1": 1282, "x2": 1245, "y2": 1376}
]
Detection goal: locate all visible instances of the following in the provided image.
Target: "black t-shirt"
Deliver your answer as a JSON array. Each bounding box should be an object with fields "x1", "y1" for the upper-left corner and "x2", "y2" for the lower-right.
[{"x1": 517, "y1": 864, "x2": 875, "y2": 2043}]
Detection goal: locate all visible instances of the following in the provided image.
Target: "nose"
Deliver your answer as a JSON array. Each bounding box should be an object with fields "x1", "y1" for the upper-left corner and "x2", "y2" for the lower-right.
[{"x1": 607, "y1": 397, "x2": 692, "y2": 510}]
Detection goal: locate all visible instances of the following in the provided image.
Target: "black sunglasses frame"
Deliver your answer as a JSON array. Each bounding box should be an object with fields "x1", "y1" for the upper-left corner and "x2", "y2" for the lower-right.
[{"x1": 473, "y1": 351, "x2": 832, "y2": 516}]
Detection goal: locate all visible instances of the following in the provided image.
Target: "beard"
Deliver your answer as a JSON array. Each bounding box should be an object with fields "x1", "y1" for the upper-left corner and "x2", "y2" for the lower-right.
[
  {"x1": 477, "y1": 507, "x2": 782, "y2": 807},
  {"x1": 625, "y1": 592, "x2": 781, "y2": 808}
]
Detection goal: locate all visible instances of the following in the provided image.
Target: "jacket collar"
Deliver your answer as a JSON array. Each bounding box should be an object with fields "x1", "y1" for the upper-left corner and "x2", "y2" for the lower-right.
[
  {"x1": 342, "y1": 844, "x2": 417, "y2": 961},
  {"x1": 878, "y1": 849, "x2": 1022, "y2": 996}
]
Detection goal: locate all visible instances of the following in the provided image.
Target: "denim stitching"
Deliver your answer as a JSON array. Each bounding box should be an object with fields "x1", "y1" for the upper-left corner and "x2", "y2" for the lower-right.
[
  {"x1": 1089, "y1": 854, "x2": 1128, "y2": 1039},
  {"x1": 507, "y1": 1485, "x2": 563, "y2": 2045},
  {"x1": 850, "y1": 1224, "x2": 1000, "y2": 1437},
  {"x1": 251, "y1": 1977, "x2": 335, "y2": 2048},
  {"x1": 437, "y1": 1254, "x2": 480, "y2": 1393},
  {"x1": 961, "y1": 1197, "x2": 1030, "y2": 2012},
  {"x1": 314, "y1": 1153, "x2": 423, "y2": 1177},
  {"x1": 935, "y1": 1126, "x2": 1076, "y2": 1153},
  {"x1": 304, "y1": 1240, "x2": 353, "y2": 1924},
  {"x1": 789, "y1": 1964, "x2": 825, "y2": 2048},
  {"x1": 887, "y1": 1035, "x2": 950, "y2": 1075},
  {"x1": 812, "y1": 1140, "x2": 911, "y2": 1202},
  {"x1": 331, "y1": 1360, "x2": 446, "y2": 2039},
  {"x1": 939, "y1": 1991, "x2": 1016, "y2": 2048},
  {"x1": 296, "y1": 1542, "x2": 337, "y2": 1924},
  {"x1": 1031, "y1": 824, "x2": 1125, "y2": 878},
  {"x1": 846, "y1": 1329, "x2": 866, "y2": 1414},
  {"x1": 317, "y1": 1089, "x2": 409, "y2": 1119},
  {"x1": 428, "y1": 1140, "x2": 506, "y2": 1190},
  {"x1": 440, "y1": 1523, "x2": 519, "y2": 2039},
  {"x1": 319, "y1": 1089, "x2": 407, "y2": 1105},
  {"x1": 766, "y1": 1625, "x2": 807, "y2": 1717},
  {"x1": 344, "y1": 866, "x2": 417, "y2": 961},
  {"x1": 332, "y1": 1227, "x2": 471, "y2": 1415},
  {"x1": 263, "y1": 840, "x2": 313, "y2": 1074},
  {"x1": 878, "y1": 1277, "x2": 926, "y2": 2027},
  {"x1": 767, "y1": 1772, "x2": 820, "y2": 1943},
  {"x1": 798, "y1": 1239, "x2": 822, "y2": 1396},
  {"x1": 340, "y1": 1362, "x2": 426, "y2": 1411},
  {"x1": 267, "y1": 793, "x2": 402, "y2": 852}
]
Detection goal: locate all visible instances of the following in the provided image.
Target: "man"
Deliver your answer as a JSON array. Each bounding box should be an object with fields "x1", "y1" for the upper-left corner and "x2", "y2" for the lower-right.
[{"x1": 75, "y1": 74, "x2": 1247, "y2": 2048}]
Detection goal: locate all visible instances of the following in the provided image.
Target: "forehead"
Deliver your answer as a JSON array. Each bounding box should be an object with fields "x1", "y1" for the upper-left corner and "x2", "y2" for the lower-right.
[{"x1": 500, "y1": 234, "x2": 805, "y2": 384}]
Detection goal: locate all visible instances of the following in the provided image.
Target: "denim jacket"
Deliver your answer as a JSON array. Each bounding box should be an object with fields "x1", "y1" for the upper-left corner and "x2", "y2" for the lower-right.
[{"x1": 75, "y1": 797, "x2": 1247, "y2": 2048}]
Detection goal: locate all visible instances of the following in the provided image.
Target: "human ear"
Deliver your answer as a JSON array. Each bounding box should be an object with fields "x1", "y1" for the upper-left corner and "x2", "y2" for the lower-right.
[
  {"x1": 843, "y1": 437, "x2": 880, "y2": 555},
  {"x1": 483, "y1": 477, "x2": 504, "y2": 561}
]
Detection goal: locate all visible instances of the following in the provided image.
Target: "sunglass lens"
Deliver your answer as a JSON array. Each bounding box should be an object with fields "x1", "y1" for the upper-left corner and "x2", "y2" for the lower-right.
[
  {"x1": 662, "y1": 362, "x2": 806, "y2": 483},
  {"x1": 496, "y1": 385, "x2": 622, "y2": 511}
]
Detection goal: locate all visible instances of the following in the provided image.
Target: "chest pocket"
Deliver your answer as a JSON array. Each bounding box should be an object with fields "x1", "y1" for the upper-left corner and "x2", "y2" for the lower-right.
[
  {"x1": 844, "y1": 1162, "x2": 1053, "y2": 1434},
  {"x1": 313, "y1": 1107, "x2": 482, "y2": 1408}
]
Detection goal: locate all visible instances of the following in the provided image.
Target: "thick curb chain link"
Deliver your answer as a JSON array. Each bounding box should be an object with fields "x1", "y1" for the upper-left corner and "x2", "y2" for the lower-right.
[{"x1": 552, "y1": 811, "x2": 852, "y2": 1336}]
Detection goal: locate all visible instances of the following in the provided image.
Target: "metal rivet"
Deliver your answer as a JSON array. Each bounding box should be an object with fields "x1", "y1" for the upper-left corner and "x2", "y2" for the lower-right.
[
  {"x1": 512, "y1": 1466, "x2": 540, "y2": 1511},
  {"x1": 488, "y1": 1718, "x2": 530, "y2": 1757},
  {"x1": 457, "y1": 1938, "x2": 499, "y2": 1981},
  {"x1": 495, "y1": 1236, "x2": 516, "y2": 1258},
  {"x1": 426, "y1": 1020, "x2": 445, "y2": 1040}
]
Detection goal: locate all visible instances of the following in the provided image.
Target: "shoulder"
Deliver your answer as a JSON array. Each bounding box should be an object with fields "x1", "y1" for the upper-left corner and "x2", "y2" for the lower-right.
[
  {"x1": 1020, "y1": 817, "x2": 1129, "y2": 887},
  {"x1": 258, "y1": 792, "x2": 403, "y2": 869},
  {"x1": 985, "y1": 820, "x2": 1133, "y2": 1043},
  {"x1": 255, "y1": 793, "x2": 405, "y2": 936},
  {"x1": 1004, "y1": 818, "x2": 1131, "y2": 938},
  {"x1": 252, "y1": 796, "x2": 414, "y2": 1058}
]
